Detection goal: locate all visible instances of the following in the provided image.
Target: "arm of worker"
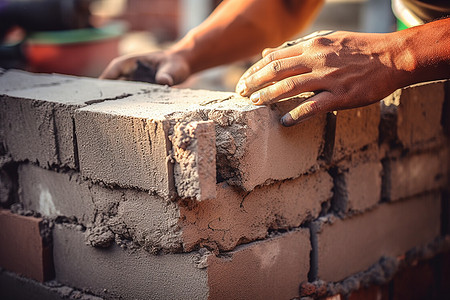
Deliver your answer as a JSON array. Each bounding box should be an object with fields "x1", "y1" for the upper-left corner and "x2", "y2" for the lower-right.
[
  {"x1": 236, "y1": 18, "x2": 450, "y2": 126},
  {"x1": 99, "y1": 0, "x2": 324, "y2": 85}
]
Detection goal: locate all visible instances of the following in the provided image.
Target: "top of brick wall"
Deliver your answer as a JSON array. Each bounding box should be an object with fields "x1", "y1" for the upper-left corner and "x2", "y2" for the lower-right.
[
  {"x1": 0, "y1": 70, "x2": 330, "y2": 200},
  {"x1": 1, "y1": 70, "x2": 447, "y2": 201}
]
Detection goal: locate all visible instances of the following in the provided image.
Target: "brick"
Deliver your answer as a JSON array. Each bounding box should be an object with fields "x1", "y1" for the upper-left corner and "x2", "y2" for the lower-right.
[
  {"x1": 18, "y1": 164, "x2": 182, "y2": 253},
  {"x1": 230, "y1": 98, "x2": 326, "y2": 191},
  {"x1": 75, "y1": 88, "x2": 325, "y2": 194},
  {"x1": 314, "y1": 193, "x2": 441, "y2": 282},
  {"x1": 172, "y1": 121, "x2": 216, "y2": 201},
  {"x1": 180, "y1": 170, "x2": 332, "y2": 251},
  {"x1": 207, "y1": 228, "x2": 310, "y2": 300},
  {"x1": 18, "y1": 164, "x2": 98, "y2": 223},
  {"x1": 0, "y1": 70, "x2": 156, "y2": 168},
  {"x1": 333, "y1": 102, "x2": 380, "y2": 161},
  {"x1": 53, "y1": 224, "x2": 208, "y2": 299},
  {"x1": 0, "y1": 209, "x2": 53, "y2": 282},
  {"x1": 333, "y1": 150, "x2": 382, "y2": 213},
  {"x1": 0, "y1": 69, "x2": 70, "y2": 93},
  {"x1": 381, "y1": 81, "x2": 446, "y2": 151},
  {"x1": 382, "y1": 147, "x2": 449, "y2": 201},
  {"x1": 75, "y1": 107, "x2": 175, "y2": 198}
]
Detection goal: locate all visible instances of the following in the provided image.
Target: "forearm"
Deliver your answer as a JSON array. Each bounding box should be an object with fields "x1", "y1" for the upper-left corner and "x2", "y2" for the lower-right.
[
  {"x1": 169, "y1": 0, "x2": 324, "y2": 74},
  {"x1": 389, "y1": 18, "x2": 450, "y2": 88}
]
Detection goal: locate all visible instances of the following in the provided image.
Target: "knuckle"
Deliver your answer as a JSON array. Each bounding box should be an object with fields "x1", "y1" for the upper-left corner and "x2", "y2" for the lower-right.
[
  {"x1": 269, "y1": 60, "x2": 283, "y2": 75},
  {"x1": 282, "y1": 79, "x2": 296, "y2": 93},
  {"x1": 266, "y1": 52, "x2": 277, "y2": 63}
]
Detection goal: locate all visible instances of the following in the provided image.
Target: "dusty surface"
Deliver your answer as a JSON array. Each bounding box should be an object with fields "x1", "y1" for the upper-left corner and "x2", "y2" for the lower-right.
[
  {"x1": 53, "y1": 224, "x2": 208, "y2": 300},
  {"x1": 180, "y1": 170, "x2": 332, "y2": 252},
  {"x1": 171, "y1": 121, "x2": 216, "y2": 200}
]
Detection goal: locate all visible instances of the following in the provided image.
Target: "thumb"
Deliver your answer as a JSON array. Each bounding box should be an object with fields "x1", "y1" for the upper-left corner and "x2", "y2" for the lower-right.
[{"x1": 155, "y1": 66, "x2": 175, "y2": 86}]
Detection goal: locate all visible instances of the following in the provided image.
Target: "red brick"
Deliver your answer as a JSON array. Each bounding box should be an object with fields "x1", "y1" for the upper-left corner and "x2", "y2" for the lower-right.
[
  {"x1": 382, "y1": 81, "x2": 446, "y2": 151},
  {"x1": 206, "y1": 229, "x2": 310, "y2": 300},
  {"x1": 315, "y1": 193, "x2": 441, "y2": 282},
  {"x1": 333, "y1": 103, "x2": 380, "y2": 161},
  {"x1": 0, "y1": 209, "x2": 53, "y2": 282},
  {"x1": 383, "y1": 147, "x2": 449, "y2": 201}
]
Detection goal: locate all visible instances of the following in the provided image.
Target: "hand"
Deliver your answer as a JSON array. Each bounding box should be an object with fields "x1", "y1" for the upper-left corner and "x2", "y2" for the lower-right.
[
  {"x1": 236, "y1": 31, "x2": 407, "y2": 126},
  {"x1": 99, "y1": 51, "x2": 191, "y2": 86}
]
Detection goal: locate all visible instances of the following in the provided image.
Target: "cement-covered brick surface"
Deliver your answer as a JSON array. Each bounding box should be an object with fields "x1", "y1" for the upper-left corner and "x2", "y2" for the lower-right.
[
  {"x1": 75, "y1": 87, "x2": 325, "y2": 194},
  {"x1": 381, "y1": 81, "x2": 446, "y2": 151},
  {"x1": 314, "y1": 193, "x2": 441, "y2": 282},
  {"x1": 75, "y1": 109, "x2": 174, "y2": 197},
  {"x1": 18, "y1": 164, "x2": 182, "y2": 253},
  {"x1": 333, "y1": 103, "x2": 380, "y2": 161},
  {"x1": 0, "y1": 70, "x2": 157, "y2": 168},
  {"x1": 171, "y1": 120, "x2": 216, "y2": 201},
  {"x1": 0, "y1": 209, "x2": 53, "y2": 282},
  {"x1": 180, "y1": 170, "x2": 332, "y2": 251},
  {"x1": 382, "y1": 147, "x2": 449, "y2": 201},
  {"x1": 53, "y1": 224, "x2": 208, "y2": 300},
  {"x1": 207, "y1": 228, "x2": 310, "y2": 300},
  {"x1": 18, "y1": 164, "x2": 98, "y2": 223}
]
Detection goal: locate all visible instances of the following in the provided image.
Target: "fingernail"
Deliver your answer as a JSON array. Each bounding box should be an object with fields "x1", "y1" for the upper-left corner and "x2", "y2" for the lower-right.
[
  {"x1": 250, "y1": 92, "x2": 260, "y2": 104},
  {"x1": 280, "y1": 113, "x2": 294, "y2": 127},
  {"x1": 236, "y1": 81, "x2": 246, "y2": 95}
]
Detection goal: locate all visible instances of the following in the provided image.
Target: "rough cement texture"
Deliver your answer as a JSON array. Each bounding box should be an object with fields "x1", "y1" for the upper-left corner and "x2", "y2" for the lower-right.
[
  {"x1": 75, "y1": 109, "x2": 175, "y2": 198},
  {"x1": 0, "y1": 269, "x2": 104, "y2": 300},
  {"x1": 53, "y1": 224, "x2": 208, "y2": 300},
  {"x1": 171, "y1": 121, "x2": 216, "y2": 201},
  {"x1": 74, "y1": 87, "x2": 325, "y2": 193},
  {"x1": 106, "y1": 189, "x2": 182, "y2": 253},
  {"x1": 0, "y1": 70, "x2": 157, "y2": 168},
  {"x1": 333, "y1": 102, "x2": 380, "y2": 161},
  {"x1": 207, "y1": 228, "x2": 310, "y2": 300},
  {"x1": 0, "y1": 209, "x2": 53, "y2": 282},
  {"x1": 313, "y1": 193, "x2": 441, "y2": 282},
  {"x1": 18, "y1": 163, "x2": 182, "y2": 253},
  {"x1": 180, "y1": 170, "x2": 332, "y2": 252},
  {"x1": 381, "y1": 81, "x2": 446, "y2": 151},
  {"x1": 0, "y1": 69, "x2": 71, "y2": 93},
  {"x1": 382, "y1": 147, "x2": 449, "y2": 201}
]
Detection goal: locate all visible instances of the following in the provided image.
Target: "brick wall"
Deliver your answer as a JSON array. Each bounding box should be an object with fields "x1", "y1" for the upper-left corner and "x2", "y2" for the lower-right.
[{"x1": 0, "y1": 69, "x2": 449, "y2": 299}]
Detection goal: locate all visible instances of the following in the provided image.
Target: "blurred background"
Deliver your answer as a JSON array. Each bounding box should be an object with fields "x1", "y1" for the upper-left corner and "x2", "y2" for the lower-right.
[{"x1": 0, "y1": 0, "x2": 396, "y2": 91}]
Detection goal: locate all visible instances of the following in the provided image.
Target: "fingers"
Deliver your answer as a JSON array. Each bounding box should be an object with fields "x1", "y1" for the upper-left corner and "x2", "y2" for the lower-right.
[
  {"x1": 236, "y1": 45, "x2": 303, "y2": 90},
  {"x1": 249, "y1": 73, "x2": 321, "y2": 105},
  {"x1": 99, "y1": 57, "x2": 136, "y2": 80},
  {"x1": 239, "y1": 56, "x2": 310, "y2": 96},
  {"x1": 280, "y1": 91, "x2": 333, "y2": 127},
  {"x1": 262, "y1": 47, "x2": 277, "y2": 58}
]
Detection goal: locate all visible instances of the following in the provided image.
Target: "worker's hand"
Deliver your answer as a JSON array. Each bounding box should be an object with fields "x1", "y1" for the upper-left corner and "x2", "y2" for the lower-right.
[
  {"x1": 236, "y1": 31, "x2": 407, "y2": 126},
  {"x1": 100, "y1": 51, "x2": 191, "y2": 86}
]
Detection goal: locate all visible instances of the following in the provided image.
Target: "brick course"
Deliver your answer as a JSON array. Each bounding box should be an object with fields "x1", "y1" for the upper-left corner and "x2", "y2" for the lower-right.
[
  {"x1": 0, "y1": 209, "x2": 53, "y2": 282},
  {"x1": 314, "y1": 193, "x2": 441, "y2": 282}
]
